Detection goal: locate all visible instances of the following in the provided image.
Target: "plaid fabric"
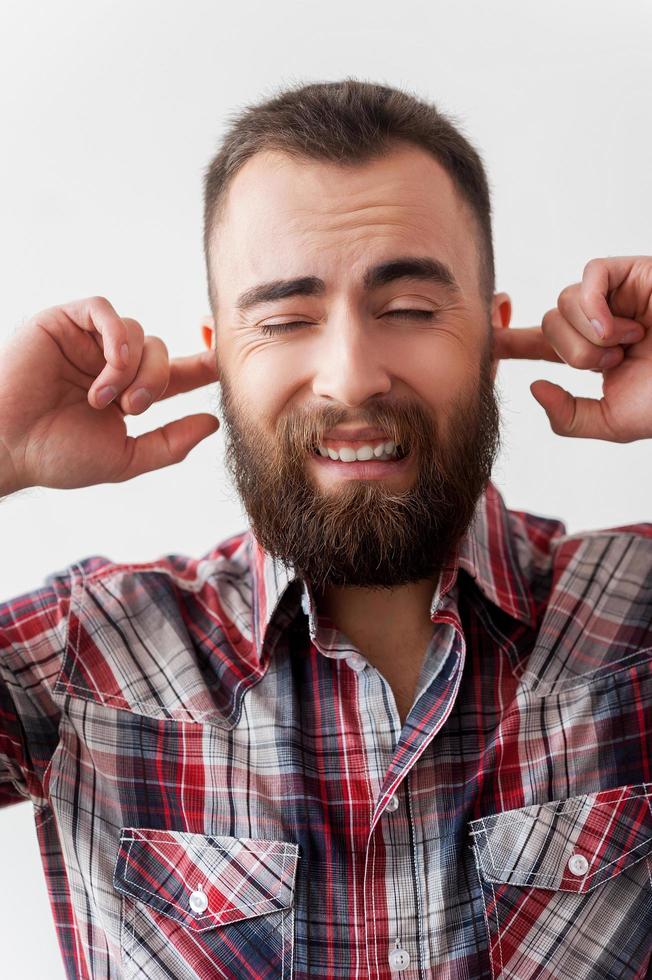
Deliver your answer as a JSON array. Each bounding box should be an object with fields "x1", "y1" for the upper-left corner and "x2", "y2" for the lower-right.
[{"x1": 1, "y1": 479, "x2": 651, "y2": 979}]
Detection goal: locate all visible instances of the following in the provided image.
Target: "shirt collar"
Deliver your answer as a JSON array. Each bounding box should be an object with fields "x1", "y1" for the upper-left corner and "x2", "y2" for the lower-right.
[{"x1": 248, "y1": 479, "x2": 536, "y2": 660}]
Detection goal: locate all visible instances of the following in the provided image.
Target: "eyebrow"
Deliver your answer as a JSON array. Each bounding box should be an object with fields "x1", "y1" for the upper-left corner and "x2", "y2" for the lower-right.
[{"x1": 235, "y1": 256, "x2": 460, "y2": 312}]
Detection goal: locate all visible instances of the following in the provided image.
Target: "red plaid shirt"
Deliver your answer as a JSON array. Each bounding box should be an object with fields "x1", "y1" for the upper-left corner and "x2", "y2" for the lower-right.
[{"x1": 1, "y1": 480, "x2": 651, "y2": 979}]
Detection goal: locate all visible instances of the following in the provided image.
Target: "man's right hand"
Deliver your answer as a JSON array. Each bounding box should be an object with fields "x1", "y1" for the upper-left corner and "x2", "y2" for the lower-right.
[{"x1": 0, "y1": 296, "x2": 220, "y2": 495}]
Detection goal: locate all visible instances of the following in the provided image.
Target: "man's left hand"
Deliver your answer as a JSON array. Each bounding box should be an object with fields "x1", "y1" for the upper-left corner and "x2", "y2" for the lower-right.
[{"x1": 494, "y1": 255, "x2": 652, "y2": 441}]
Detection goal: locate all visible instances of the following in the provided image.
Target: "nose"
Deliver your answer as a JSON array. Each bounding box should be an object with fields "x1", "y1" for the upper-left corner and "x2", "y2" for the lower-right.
[{"x1": 311, "y1": 317, "x2": 392, "y2": 407}]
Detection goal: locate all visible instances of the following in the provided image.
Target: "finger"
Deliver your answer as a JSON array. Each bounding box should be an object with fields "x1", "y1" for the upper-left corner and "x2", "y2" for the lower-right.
[
  {"x1": 116, "y1": 335, "x2": 171, "y2": 415},
  {"x1": 579, "y1": 256, "x2": 647, "y2": 341},
  {"x1": 87, "y1": 318, "x2": 146, "y2": 409},
  {"x1": 117, "y1": 413, "x2": 220, "y2": 481},
  {"x1": 530, "y1": 379, "x2": 618, "y2": 440},
  {"x1": 493, "y1": 326, "x2": 563, "y2": 362},
  {"x1": 541, "y1": 308, "x2": 632, "y2": 372},
  {"x1": 59, "y1": 296, "x2": 132, "y2": 370},
  {"x1": 156, "y1": 349, "x2": 220, "y2": 401},
  {"x1": 558, "y1": 279, "x2": 645, "y2": 349}
]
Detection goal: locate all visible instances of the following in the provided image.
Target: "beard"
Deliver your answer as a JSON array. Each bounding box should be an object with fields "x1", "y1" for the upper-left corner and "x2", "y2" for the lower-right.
[{"x1": 217, "y1": 344, "x2": 501, "y2": 595}]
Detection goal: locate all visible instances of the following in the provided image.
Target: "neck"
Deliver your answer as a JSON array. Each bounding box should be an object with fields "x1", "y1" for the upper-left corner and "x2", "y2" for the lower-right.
[
  {"x1": 315, "y1": 573, "x2": 441, "y2": 657},
  {"x1": 311, "y1": 573, "x2": 443, "y2": 727}
]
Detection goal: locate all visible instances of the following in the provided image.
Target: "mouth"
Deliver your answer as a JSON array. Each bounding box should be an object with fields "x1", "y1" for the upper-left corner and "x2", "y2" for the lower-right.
[{"x1": 309, "y1": 435, "x2": 412, "y2": 479}]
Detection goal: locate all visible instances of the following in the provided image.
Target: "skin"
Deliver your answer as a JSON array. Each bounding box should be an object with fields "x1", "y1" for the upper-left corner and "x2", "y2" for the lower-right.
[{"x1": 201, "y1": 143, "x2": 511, "y2": 723}]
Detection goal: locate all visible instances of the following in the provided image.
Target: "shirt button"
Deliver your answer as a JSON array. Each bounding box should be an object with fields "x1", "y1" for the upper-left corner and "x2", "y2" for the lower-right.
[
  {"x1": 567, "y1": 853, "x2": 589, "y2": 876},
  {"x1": 189, "y1": 888, "x2": 209, "y2": 913},
  {"x1": 346, "y1": 654, "x2": 366, "y2": 671},
  {"x1": 389, "y1": 947, "x2": 411, "y2": 971},
  {"x1": 385, "y1": 794, "x2": 399, "y2": 812}
]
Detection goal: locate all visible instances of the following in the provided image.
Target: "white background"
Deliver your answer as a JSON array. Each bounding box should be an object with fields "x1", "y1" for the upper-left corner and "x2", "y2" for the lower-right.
[{"x1": 1, "y1": 0, "x2": 651, "y2": 974}]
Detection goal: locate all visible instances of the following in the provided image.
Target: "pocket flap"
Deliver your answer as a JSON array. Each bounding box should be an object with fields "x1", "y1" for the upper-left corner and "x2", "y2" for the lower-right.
[
  {"x1": 113, "y1": 828, "x2": 300, "y2": 932},
  {"x1": 469, "y1": 783, "x2": 652, "y2": 893}
]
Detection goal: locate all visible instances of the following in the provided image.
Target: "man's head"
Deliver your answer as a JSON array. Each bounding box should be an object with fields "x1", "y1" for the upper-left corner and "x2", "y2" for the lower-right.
[{"x1": 200, "y1": 79, "x2": 511, "y2": 594}]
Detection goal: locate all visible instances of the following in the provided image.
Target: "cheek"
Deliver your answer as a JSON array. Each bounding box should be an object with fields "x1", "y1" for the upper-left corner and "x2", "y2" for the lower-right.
[
  {"x1": 389, "y1": 334, "x2": 472, "y2": 407},
  {"x1": 235, "y1": 346, "x2": 304, "y2": 422}
]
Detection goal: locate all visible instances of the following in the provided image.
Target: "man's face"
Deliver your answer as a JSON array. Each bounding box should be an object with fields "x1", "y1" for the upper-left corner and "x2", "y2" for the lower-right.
[{"x1": 204, "y1": 143, "x2": 510, "y2": 593}]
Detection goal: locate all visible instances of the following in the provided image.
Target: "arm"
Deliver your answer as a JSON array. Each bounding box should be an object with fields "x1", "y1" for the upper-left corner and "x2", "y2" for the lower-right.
[{"x1": 0, "y1": 568, "x2": 71, "y2": 810}]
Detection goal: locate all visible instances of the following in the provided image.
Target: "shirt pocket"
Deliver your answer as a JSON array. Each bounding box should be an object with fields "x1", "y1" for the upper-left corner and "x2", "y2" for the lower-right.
[
  {"x1": 468, "y1": 783, "x2": 652, "y2": 980},
  {"x1": 113, "y1": 827, "x2": 300, "y2": 980}
]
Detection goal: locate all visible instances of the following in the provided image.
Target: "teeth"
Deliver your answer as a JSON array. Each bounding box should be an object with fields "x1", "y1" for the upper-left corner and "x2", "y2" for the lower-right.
[
  {"x1": 315, "y1": 440, "x2": 402, "y2": 462},
  {"x1": 355, "y1": 445, "x2": 375, "y2": 461},
  {"x1": 339, "y1": 447, "x2": 357, "y2": 462}
]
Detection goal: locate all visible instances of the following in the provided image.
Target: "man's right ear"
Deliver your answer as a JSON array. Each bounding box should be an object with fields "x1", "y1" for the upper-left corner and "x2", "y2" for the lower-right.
[{"x1": 201, "y1": 316, "x2": 215, "y2": 351}]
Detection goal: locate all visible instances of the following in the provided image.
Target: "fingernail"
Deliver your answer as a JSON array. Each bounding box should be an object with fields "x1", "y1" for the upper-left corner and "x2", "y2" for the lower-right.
[
  {"x1": 96, "y1": 385, "x2": 117, "y2": 408},
  {"x1": 599, "y1": 349, "x2": 621, "y2": 369},
  {"x1": 130, "y1": 387, "x2": 152, "y2": 413},
  {"x1": 121, "y1": 343, "x2": 129, "y2": 367},
  {"x1": 622, "y1": 330, "x2": 641, "y2": 344},
  {"x1": 591, "y1": 318, "x2": 605, "y2": 339}
]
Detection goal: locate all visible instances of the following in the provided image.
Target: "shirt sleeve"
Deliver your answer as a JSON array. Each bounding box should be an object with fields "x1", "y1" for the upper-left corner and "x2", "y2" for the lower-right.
[{"x1": 0, "y1": 566, "x2": 73, "y2": 810}]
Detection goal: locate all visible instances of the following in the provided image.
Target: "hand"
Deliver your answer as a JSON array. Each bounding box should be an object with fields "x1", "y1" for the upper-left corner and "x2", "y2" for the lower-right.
[
  {"x1": 0, "y1": 296, "x2": 220, "y2": 493},
  {"x1": 493, "y1": 256, "x2": 652, "y2": 441}
]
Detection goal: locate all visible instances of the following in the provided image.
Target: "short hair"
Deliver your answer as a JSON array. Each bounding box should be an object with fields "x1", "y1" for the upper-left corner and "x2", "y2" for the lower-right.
[{"x1": 202, "y1": 77, "x2": 495, "y2": 317}]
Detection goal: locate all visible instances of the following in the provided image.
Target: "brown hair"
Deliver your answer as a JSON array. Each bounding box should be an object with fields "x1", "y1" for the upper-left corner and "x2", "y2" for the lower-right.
[{"x1": 202, "y1": 77, "x2": 495, "y2": 316}]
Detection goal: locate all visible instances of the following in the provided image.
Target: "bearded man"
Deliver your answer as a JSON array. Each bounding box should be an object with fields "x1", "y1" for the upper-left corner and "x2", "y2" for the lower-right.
[{"x1": 1, "y1": 79, "x2": 651, "y2": 979}]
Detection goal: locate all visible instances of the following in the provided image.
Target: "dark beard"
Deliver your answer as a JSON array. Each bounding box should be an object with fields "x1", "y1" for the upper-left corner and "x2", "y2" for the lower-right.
[{"x1": 218, "y1": 349, "x2": 501, "y2": 594}]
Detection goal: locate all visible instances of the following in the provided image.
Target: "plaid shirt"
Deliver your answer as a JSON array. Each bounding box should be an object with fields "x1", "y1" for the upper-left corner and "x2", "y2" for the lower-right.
[{"x1": 1, "y1": 480, "x2": 651, "y2": 980}]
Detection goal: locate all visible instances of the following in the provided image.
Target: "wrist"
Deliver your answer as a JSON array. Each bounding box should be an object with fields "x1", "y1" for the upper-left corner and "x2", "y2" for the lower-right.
[{"x1": 0, "y1": 448, "x2": 25, "y2": 499}]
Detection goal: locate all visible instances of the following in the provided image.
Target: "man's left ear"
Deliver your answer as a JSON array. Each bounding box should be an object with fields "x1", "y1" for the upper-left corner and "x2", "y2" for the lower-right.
[{"x1": 490, "y1": 292, "x2": 512, "y2": 382}]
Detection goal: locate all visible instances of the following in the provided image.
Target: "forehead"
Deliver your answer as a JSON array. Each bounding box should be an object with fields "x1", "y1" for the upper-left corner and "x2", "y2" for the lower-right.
[{"x1": 211, "y1": 143, "x2": 479, "y2": 297}]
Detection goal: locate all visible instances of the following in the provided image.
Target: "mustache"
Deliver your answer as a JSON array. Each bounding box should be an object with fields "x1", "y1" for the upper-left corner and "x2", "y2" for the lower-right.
[{"x1": 276, "y1": 399, "x2": 437, "y2": 462}]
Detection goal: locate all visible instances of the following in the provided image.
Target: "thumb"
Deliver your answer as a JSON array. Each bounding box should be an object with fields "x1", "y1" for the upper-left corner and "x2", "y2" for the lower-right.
[
  {"x1": 119, "y1": 412, "x2": 220, "y2": 481},
  {"x1": 530, "y1": 379, "x2": 608, "y2": 439}
]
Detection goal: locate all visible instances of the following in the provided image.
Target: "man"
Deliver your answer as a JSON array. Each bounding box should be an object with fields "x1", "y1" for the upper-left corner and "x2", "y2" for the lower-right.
[{"x1": 0, "y1": 78, "x2": 650, "y2": 979}]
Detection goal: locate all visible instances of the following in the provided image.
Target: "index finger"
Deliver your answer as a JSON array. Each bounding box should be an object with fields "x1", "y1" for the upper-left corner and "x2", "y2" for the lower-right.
[
  {"x1": 493, "y1": 326, "x2": 564, "y2": 363},
  {"x1": 156, "y1": 349, "x2": 220, "y2": 401}
]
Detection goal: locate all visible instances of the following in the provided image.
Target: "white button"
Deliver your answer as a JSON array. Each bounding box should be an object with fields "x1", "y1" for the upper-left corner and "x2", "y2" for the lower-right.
[
  {"x1": 189, "y1": 888, "x2": 208, "y2": 913},
  {"x1": 385, "y1": 794, "x2": 399, "y2": 812},
  {"x1": 389, "y1": 947, "x2": 410, "y2": 971},
  {"x1": 346, "y1": 654, "x2": 366, "y2": 672},
  {"x1": 567, "y1": 853, "x2": 589, "y2": 876}
]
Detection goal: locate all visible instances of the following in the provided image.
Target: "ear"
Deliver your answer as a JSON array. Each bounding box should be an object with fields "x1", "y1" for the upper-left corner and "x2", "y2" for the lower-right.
[
  {"x1": 201, "y1": 316, "x2": 215, "y2": 351},
  {"x1": 490, "y1": 292, "x2": 511, "y2": 382}
]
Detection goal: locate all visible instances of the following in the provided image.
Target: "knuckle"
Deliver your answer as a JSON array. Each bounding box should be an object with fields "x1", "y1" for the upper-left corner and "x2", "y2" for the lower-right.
[
  {"x1": 89, "y1": 294, "x2": 111, "y2": 308},
  {"x1": 556, "y1": 284, "x2": 576, "y2": 308},
  {"x1": 122, "y1": 317, "x2": 145, "y2": 340},
  {"x1": 540, "y1": 309, "x2": 560, "y2": 341},
  {"x1": 583, "y1": 257, "x2": 603, "y2": 275},
  {"x1": 145, "y1": 334, "x2": 168, "y2": 356}
]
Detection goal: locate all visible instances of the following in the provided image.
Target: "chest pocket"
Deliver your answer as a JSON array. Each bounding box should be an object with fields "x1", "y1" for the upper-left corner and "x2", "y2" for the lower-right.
[
  {"x1": 468, "y1": 783, "x2": 652, "y2": 980},
  {"x1": 113, "y1": 827, "x2": 300, "y2": 980}
]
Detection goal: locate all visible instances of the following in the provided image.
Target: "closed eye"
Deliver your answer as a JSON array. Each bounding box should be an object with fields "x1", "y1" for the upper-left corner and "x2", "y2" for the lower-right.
[{"x1": 259, "y1": 309, "x2": 438, "y2": 336}]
